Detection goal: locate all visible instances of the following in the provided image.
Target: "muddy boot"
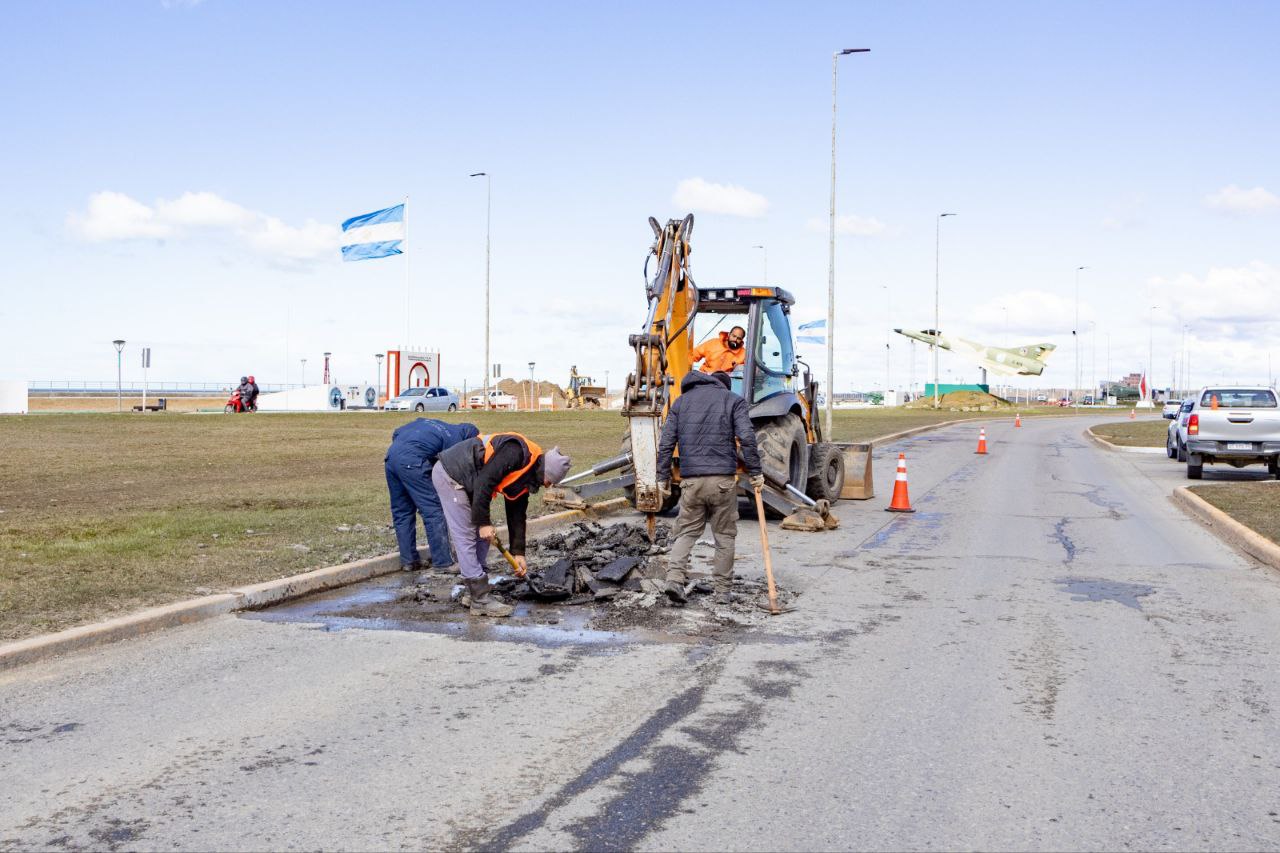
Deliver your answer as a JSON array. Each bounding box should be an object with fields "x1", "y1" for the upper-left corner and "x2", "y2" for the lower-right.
[
  {"x1": 433, "y1": 561, "x2": 461, "y2": 576},
  {"x1": 664, "y1": 579, "x2": 688, "y2": 606},
  {"x1": 401, "y1": 561, "x2": 423, "y2": 573},
  {"x1": 466, "y1": 575, "x2": 513, "y2": 618}
]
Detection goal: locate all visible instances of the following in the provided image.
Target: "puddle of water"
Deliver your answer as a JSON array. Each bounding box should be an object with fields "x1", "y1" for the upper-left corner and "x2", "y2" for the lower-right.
[
  {"x1": 241, "y1": 572, "x2": 709, "y2": 648},
  {"x1": 1055, "y1": 577, "x2": 1155, "y2": 610}
]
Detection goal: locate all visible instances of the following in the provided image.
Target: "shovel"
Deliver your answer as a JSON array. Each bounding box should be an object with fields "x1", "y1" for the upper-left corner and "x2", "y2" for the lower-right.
[{"x1": 752, "y1": 485, "x2": 781, "y2": 615}]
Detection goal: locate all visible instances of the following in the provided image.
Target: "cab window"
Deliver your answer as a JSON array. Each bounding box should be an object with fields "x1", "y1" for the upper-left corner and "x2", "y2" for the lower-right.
[{"x1": 753, "y1": 300, "x2": 796, "y2": 401}]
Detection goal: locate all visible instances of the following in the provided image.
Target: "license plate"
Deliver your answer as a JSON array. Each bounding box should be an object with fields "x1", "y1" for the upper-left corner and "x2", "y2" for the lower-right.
[{"x1": 1226, "y1": 442, "x2": 1253, "y2": 450}]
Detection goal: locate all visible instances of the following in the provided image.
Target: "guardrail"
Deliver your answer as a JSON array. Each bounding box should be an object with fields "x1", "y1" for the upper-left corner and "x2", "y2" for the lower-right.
[{"x1": 28, "y1": 381, "x2": 299, "y2": 395}]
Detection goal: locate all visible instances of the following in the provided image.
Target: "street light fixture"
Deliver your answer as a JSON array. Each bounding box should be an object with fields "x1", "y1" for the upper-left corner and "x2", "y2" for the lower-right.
[
  {"x1": 301, "y1": 358, "x2": 307, "y2": 387},
  {"x1": 112, "y1": 339, "x2": 125, "y2": 413},
  {"x1": 752, "y1": 244, "x2": 767, "y2": 284},
  {"x1": 1073, "y1": 266, "x2": 1087, "y2": 412},
  {"x1": 932, "y1": 212, "x2": 956, "y2": 408},
  {"x1": 528, "y1": 361, "x2": 536, "y2": 412},
  {"x1": 1088, "y1": 320, "x2": 1097, "y2": 404},
  {"x1": 374, "y1": 353, "x2": 384, "y2": 406},
  {"x1": 470, "y1": 172, "x2": 492, "y2": 409},
  {"x1": 826, "y1": 46, "x2": 870, "y2": 436}
]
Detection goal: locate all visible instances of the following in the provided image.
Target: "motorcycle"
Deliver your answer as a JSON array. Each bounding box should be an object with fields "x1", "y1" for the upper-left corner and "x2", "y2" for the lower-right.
[{"x1": 224, "y1": 389, "x2": 257, "y2": 413}]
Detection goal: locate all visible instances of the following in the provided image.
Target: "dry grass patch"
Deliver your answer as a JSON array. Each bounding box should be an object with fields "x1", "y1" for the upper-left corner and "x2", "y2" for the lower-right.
[
  {"x1": 1090, "y1": 420, "x2": 1170, "y2": 447},
  {"x1": 1189, "y1": 482, "x2": 1280, "y2": 546}
]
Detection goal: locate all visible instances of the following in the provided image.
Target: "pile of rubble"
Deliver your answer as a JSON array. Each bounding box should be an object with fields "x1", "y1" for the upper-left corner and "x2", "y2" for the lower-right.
[{"x1": 476, "y1": 520, "x2": 671, "y2": 604}]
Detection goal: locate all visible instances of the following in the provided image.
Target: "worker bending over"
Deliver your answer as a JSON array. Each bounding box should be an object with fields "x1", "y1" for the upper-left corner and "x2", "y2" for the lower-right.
[
  {"x1": 690, "y1": 326, "x2": 746, "y2": 374},
  {"x1": 434, "y1": 433, "x2": 572, "y2": 617},
  {"x1": 385, "y1": 418, "x2": 480, "y2": 572},
  {"x1": 657, "y1": 371, "x2": 763, "y2": 604}
]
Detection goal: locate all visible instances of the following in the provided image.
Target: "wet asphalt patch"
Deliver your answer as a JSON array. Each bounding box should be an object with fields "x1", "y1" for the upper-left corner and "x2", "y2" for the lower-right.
[{"x1": 1055, "y1": 577, "x2": 1156, "y2": 610}]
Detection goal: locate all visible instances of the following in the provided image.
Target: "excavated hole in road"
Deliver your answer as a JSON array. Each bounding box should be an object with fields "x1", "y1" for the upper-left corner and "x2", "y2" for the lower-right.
[{"x1": 244, "y1": 521, "x2": 798, "y2": 647}]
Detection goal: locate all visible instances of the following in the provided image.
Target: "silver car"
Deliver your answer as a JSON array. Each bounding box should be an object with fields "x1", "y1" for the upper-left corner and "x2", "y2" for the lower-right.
[{"x1": 384, "y1": 386, "x2": 459, "y2": 412}]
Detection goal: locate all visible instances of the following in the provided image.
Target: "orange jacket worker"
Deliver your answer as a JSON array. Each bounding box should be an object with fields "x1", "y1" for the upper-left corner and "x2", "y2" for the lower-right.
[{"x1": 691, "y1": 327, "x2": 747, "y2": 374}]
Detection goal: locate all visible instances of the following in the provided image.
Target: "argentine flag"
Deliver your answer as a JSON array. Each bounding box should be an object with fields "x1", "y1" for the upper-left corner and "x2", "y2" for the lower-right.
[
  {"x1": 341, "y1": 204, "x2": 405, "y2": 262},
  {"x1": 797, "y1": 319, "x2": 826, "y2": 345}
]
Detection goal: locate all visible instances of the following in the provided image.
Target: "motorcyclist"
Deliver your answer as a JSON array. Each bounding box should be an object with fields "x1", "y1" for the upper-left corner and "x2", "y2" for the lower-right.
[
  {"x1": 234, "y1": 376, "x2": 251, "y2": 412},
  {"x1": 245, "y1": 375, "x2": 260, "y2": 411}
]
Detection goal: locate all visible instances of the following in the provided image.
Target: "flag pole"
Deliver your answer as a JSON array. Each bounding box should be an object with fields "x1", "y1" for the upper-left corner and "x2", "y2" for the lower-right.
[{"x1": 404, "y1": 195, "x2": 410, "y2": 350}]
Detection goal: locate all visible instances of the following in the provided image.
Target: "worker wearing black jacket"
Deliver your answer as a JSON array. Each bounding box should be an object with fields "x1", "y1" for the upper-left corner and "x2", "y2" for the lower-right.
[
  {"x1": 657, "y1": 371, "x2": 764, "y2": 604},
  {"x1": 434, "y1": 433, "x2": 572, "y2": 617}
]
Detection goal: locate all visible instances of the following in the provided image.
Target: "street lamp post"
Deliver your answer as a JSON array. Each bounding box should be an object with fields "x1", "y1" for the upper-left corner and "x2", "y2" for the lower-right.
[
  {"x1": 1148, "y1": 305, "x2": 1159, "y2": 405},
  {"x1": 1088, "y1": 320, "x2": 1097, "y2": 403},
  {"x1": 112, "y1": 339, "x2": 125, "y2": 412},
  {"x1": 470, "y1": 172, "x2": 492, "y2": 409},
  {"x1": 932, "y1": 212, "x2": 957, "y2": 408},
  {"x1": 301, "y1": 358, "x2": 307, "y2": 387},
  {"x1": 752, "y1": 244, "x2": 767, "y2": 284},
  {"x1": 604, "y1": 369, "x2": 610, "y2": 405},
  {"x1": 1073, "y1": 266, "x2": 1087, "y2": 412},
  {"x1": 374, "y1": 353, "x2": 384, "y2": 405},
  {"x1": 826, "y1": 46, "x2": 870, "y2": 437},
  {"x1": 528, "y1": 362, "x2": 536, "y2": 412}
]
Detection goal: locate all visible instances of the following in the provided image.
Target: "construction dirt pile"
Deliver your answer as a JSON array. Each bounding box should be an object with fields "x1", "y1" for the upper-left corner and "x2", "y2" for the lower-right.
[
  {"x1": 497, "y1": 378, "x2": 567, "y2": 405},
  {"x1": 387, "y1": 520, "x2": 797, "y2": 640},
  {"x1": 904, "y1": 390, "x2": 1013, "y2": 411}
]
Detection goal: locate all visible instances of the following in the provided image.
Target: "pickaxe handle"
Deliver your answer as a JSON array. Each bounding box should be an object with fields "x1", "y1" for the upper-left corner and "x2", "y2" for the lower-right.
[
  {"x1": 753, "y1": 486, "x2": 780, "y2": 615},
  {"x1": 492, "y1": 536, "x2": 526, "y2": 578}
]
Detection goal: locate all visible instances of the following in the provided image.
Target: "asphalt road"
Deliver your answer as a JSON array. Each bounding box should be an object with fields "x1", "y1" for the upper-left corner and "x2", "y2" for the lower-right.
[{"x1": 4, "y1": 417, "x2": 1280, "y2": 851}]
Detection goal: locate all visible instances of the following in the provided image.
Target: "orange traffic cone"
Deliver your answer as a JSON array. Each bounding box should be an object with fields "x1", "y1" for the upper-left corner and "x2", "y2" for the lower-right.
[
  {"x1": 885, "y1": 452, "x2": 915, "y2": 513},
  {"x1": 1014, "y1": 413, "x2": 1022, "y2": 428},
  {"x1": 1129, "y1": 408, "x2": 1136, "y2": 420},
  {"x1": 975, "y1": 427, "x2": 989, "y2": 455}
]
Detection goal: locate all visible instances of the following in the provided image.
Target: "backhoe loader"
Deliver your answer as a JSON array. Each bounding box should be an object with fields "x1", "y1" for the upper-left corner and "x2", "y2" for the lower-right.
[{"x1": 546, "y1": 215, "x2": 865, "y2": 533}]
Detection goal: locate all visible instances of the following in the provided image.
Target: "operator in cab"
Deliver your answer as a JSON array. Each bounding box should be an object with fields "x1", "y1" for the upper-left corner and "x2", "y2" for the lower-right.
[
  {"x1": 691, "y1": 325, "x2": 747, "y2": 374},
  {"x1": 433, "y1": 433, "x2": 572, "y2": 618}
]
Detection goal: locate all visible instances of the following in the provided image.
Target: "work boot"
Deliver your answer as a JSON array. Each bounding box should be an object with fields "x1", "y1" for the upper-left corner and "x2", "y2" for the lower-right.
[
  {"x1": 664, "y1": 579, "x2": 688, "y2": 605},
  {"x1": 711, "y1": 582, "x2": 733, "y2": 606},
  {"x1": 466, "y1": 575, "x2": 513, "y2": 618},
  {"x1": 433, "y1": 561, "x2": 461, "y2": 576},
  {"x1": 401, "y1": 561, "x2": 422, "y2": 573}
]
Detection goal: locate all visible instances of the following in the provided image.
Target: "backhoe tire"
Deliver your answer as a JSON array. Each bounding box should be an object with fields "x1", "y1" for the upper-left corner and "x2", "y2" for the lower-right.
[
  {"x1": 806, "y1": 442, "x2": 845, "y2": 502},
  {"x1": 755, "y1": 413, "x2": 809, "y2": 494},
  {"x1": 620, "y1": 429, "x2": 680, "y2": 514}
]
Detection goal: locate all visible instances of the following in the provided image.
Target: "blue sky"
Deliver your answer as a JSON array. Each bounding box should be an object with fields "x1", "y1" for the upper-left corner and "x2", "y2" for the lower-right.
[{"x1": 2, "y1": 0, "x2": 1277, "y2": 394}]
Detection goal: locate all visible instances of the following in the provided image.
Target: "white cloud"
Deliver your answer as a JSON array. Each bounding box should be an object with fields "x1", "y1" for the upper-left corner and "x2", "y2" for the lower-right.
[
  {"x1": 1205, "y1": 184, "x2": 1280, "y2": 215},
  {"x1": 68, "y1": 190, "x2": 342, "y2": 264},
  {"x1": 806, "y1": 214, "x2": 888, "y2": 237},
  {"x1": 672, "y1": 178, "x2": 768, "y2": 218},
  {"x1": 964, "y1": 290, "x2": 1091, "y2": 339},
  {"x1": 68, "y1": 191, "x2": 173, "y2": 241},
  {"x1": 1150, "y1": 262, "x2": 1280, "y2": 335}
]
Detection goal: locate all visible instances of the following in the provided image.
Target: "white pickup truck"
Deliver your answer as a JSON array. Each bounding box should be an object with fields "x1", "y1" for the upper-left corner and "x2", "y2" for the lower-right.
[
  {"x1": 467, "y1": 389, "x2": 518, "y2": 410},
  {"x1": 1183, "y1": 386, "x2": 1280, "y2": 480}
]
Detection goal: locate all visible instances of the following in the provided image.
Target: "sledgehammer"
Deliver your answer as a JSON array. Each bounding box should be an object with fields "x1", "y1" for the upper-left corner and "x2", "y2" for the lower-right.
[{"x1": 752, "y1": 486, "x2": 781, "y2": 615}]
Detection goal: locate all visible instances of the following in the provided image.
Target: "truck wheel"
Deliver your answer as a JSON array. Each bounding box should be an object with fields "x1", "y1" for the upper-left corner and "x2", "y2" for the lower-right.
[
  {"x1": 1187, "y1": 462, "x2": 1203, "y2": 480},
  {"x1": 1177, "y1": 441, "x2": 1187, "y2": 463},
  {"x1": 756, "y1": 413, "x2": 808, "y2": 491},
  {"x1": 806, "y1": 442, "x2": 845, "y2": 501}
]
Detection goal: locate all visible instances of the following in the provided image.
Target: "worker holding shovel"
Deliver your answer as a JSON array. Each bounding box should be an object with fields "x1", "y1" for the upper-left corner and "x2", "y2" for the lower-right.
[
  {"x1": 433, "y1": 433, "x2": 572, "y2": 617},
  {"x1": 656, "y1": 371, "x2": 764, "y2": 605}
]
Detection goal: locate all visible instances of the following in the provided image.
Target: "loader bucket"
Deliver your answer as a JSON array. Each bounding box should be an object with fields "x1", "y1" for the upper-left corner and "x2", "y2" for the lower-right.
[{"x1": 836, "y1": 442, "x2": 874, "y2": 500}]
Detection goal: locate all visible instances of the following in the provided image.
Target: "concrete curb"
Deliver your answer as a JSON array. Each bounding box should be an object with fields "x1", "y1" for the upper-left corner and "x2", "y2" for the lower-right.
[
  {"x1": 1085, "y1": 427, "x2": 1166, "y2": 454},
  {"x1": 0, "y1": 497, "x2": 632, "y2": 672},
  {"x1": 1171, "y1": 485, "x2": 1280, "y2": 571}
]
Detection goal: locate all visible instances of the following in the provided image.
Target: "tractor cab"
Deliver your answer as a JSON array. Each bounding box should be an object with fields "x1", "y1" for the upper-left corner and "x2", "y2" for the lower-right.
[{"x1": 693, "y1": 286, "x2": 816, "y2": 432}]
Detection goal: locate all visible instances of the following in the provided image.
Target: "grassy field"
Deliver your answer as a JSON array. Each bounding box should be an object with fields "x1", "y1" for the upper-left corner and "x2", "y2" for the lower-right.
[
  {"x1": 28, "y1": 396, "x2": 228, "y2": 413},
  {"x1": 1190, "y1": 483, "x2": 1280, "y2": 546},
  {"x1": 1090, "y1": 419, "x2": 1170, "y2": 447},
  {"x1": 0, "y1": 405, "x2": 1099, "y2": 642}
]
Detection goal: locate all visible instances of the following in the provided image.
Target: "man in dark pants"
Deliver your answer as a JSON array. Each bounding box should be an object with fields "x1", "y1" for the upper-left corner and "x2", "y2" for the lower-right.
[
  {"x1": 657, "y1": 370, "x2": 764, "y2": 605},
  {"x1": 434, "y1": 433, "x2": 572, "y2": 617},
  {"x1": 385, "y1": 418, "x2": 480, "y2": 572}
]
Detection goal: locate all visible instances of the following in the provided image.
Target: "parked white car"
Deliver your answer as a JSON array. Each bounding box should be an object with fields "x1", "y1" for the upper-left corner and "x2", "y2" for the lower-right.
[
  {"x1": 384, "y1": 386, "x2": 459, "y2": 412},
  {"x1": 1165, "y1": 398, "x2": 1194, "y2": 460},
  {"x1": 467, "y1": 389, "x2": 518, "y2": 410}
]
